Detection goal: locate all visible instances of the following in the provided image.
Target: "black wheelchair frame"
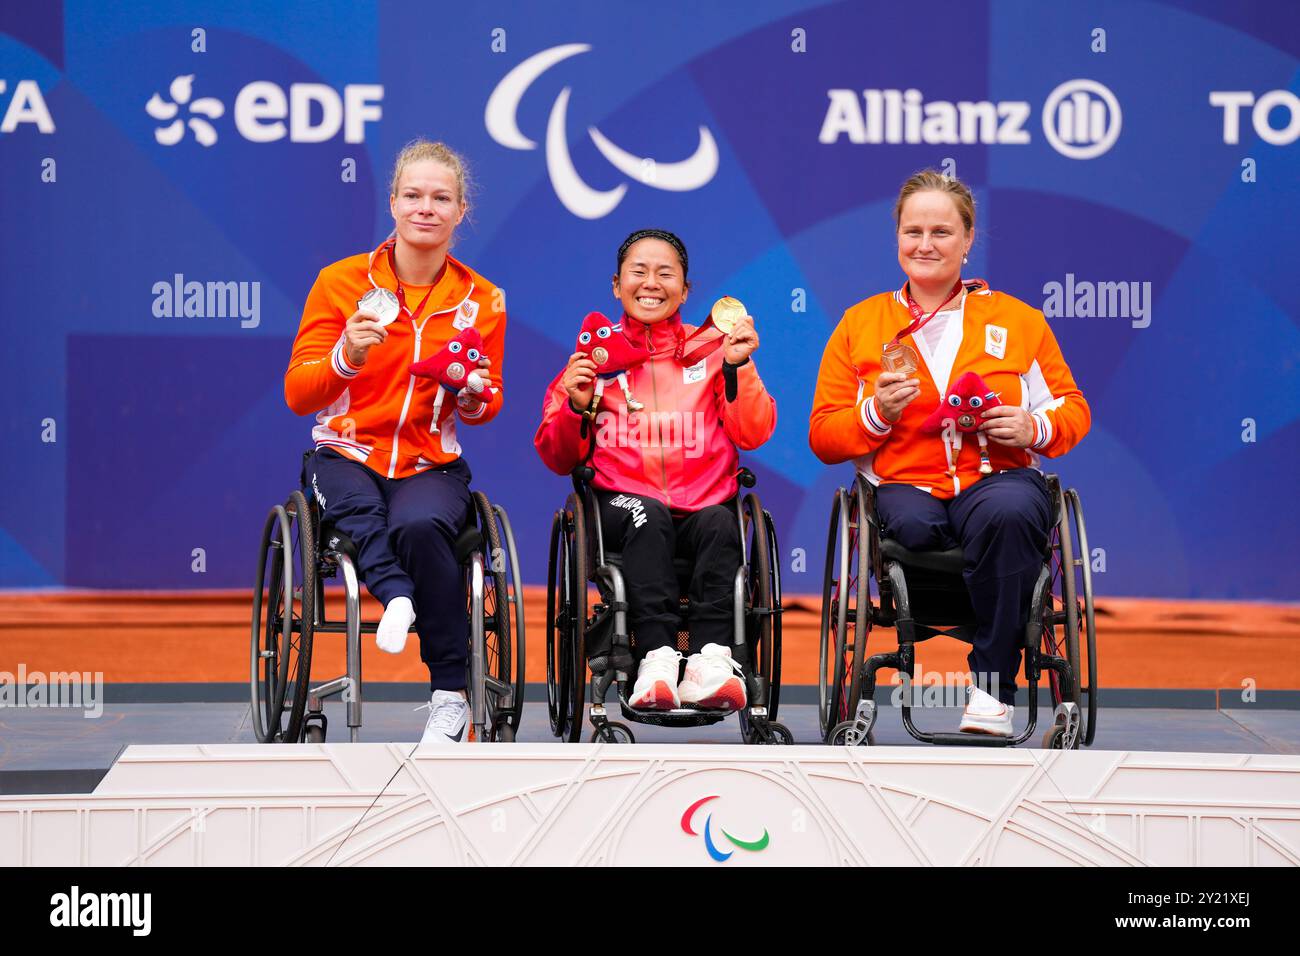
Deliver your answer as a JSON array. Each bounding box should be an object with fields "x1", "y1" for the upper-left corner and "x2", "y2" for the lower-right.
[
  {"x1": 545, "y1": 467, "x2": 791, "y2": 744},
  {"x1": 820, "y1": 472, "x2": 1097, "y2": 749},
  {"x1": 249, "y1": 451, "x2": 525, "y2": 744}
]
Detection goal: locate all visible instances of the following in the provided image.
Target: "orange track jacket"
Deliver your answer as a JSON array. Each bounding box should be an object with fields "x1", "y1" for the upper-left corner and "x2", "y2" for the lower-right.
[
  {"x1": 809, "y1": 283, "x2": 1089, "y2": 498},
  {"x1": 285, "y1": 250, "x2": 505, "y2": 479}
]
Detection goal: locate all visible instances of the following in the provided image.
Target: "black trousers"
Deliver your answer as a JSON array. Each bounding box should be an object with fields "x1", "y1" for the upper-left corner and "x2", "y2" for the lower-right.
[
  {"x1": 308, "y1": 447, "x2": 472, "y2": 691},
  {"x1": 596, "y1": 491, "x2": 742, "y2": 657},
  {"x1": 874, "y1": 468, "x2": 1052, "y2": 705}
]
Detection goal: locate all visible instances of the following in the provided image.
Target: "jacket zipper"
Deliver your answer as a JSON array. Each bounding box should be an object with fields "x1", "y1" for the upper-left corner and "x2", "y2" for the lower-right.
[{"x1": 388, "y1": 318, "x2": 426, "y2": 478}]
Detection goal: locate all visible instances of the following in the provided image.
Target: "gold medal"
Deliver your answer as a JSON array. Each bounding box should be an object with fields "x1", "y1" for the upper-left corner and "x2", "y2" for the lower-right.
[{"x1": 710, "y1": 296, "x2": 747, "y2": 335}]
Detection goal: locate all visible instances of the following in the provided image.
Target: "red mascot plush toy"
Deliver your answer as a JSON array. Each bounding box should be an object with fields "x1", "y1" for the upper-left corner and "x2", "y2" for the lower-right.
[
  {"x1": 576, "y1": 312, "x2": 649, "y2": 413},
  {"x1": 408, "y1": 327, "x2": 494, "y2": 434},
  {"x1": 921, "y1": 370, "x2": 1002, "y2": 477}
]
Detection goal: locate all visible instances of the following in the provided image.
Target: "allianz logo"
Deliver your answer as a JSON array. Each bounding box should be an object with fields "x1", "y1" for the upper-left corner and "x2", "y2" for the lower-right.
[
  {"x1": 146, "y1": 74, "x2": 383, "y2": 146},
  {"x1": 820, "y1": 79, "x2": 1122, "y2": 159}
]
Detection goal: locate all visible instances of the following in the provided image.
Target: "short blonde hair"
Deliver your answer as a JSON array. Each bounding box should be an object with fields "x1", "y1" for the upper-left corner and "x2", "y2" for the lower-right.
[
  {"x1": 893, "y1": 168, "x2": 975, "y2": 235},
  {"x1": 389, "y1": 139, "x2": 472, "y2": 210}
]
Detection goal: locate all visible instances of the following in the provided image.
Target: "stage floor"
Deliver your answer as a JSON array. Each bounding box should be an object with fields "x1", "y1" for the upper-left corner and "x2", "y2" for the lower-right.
[{"x1": 3, "y1": 699, "x2": 1296, "y2": 794}]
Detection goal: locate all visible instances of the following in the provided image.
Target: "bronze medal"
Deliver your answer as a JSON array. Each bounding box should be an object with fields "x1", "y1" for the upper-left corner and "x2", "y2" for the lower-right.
[{"x1": 882, "y1": 341, "x2": 919, "y2": 375}]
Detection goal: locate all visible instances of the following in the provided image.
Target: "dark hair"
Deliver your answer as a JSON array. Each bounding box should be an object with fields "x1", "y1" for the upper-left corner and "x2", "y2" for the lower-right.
[{"x1": 616, "y1": 228, "x2": 689, "y2": 278}]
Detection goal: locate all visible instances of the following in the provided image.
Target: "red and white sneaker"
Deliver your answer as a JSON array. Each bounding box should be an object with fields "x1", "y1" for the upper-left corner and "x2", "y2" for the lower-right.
[
  {"x1": 958, "y1": 684, "x2": 1014, "y2": 737},
  {"x1": 629, "y1": 646, "x2": 682, "y2": 710},
  {"x1": 679, "y1": 644, "x2": 747, "y2": 711}
]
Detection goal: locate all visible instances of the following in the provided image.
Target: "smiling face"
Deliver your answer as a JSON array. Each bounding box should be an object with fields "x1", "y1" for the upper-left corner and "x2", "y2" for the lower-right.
[
  {"x1": 896, "y1": 190, "x2": 973, "y2": 291},
  {"x1": 389, "y1": 159, "x2": 466, "y2": 253},
  {"x1": 612, "y1": 238, "x2": 689, "y2": 324}
]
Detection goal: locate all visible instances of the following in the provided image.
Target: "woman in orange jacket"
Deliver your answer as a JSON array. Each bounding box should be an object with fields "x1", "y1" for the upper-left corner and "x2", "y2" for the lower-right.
[
  {"x1": 809, "y1": 170, "x2": 1090, "y2": 737},
  {"x1": 535, "y1": 229, "x2": 777, "y2": 713},
  {"x1": 284, "y1": 140, "x2": 506, "y2": 745}
]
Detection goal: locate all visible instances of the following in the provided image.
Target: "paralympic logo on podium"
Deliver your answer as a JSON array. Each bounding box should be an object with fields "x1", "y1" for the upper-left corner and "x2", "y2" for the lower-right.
[{"x1": 680, "y1": 795, "x2": 770, "y2": 862}]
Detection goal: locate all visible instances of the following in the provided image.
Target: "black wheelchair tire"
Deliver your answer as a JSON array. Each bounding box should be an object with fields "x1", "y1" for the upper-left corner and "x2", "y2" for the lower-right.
[
  {"x1": 738, "y1": 492, "x2": 778, "y2": 741},
  {"x1": 819, "y1": 488, "x2": 853, "y2": 740},
  {"x1": 1067, "y1": 489, "x2": 1098, "y2": 746},
  {"x1": 562, "y1": 494, "x2": 588, "y2": 743},
  {"x1": 545, "y1": 510, "x2": 567, "y2": 737},
  {"x1": 471, "y1": 491, "x2": 521, "y2": 736}
]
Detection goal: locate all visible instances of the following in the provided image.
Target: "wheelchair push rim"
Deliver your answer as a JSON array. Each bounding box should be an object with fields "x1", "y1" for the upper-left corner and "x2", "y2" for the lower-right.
[
  {"x1": 1066, "y1": 488, "x2": 1098, "y2": 746},
  {"x1": 546, "y1": 496, "x2": 588, "y2": 741},
  {"x1": 1041, "y1": 481, "x2": 1084, "y2": 747},
  {"x1": 249, "y1": 491, "x2": 315, "y2": 744},
  {"x1": 819, "y1": 484, "x2": 867, "y2": 741},
  {"x1": 738, "y1": 491, "x2": 782, "y2": 741},
  {"x1": 470, "y1": 491, "x2": 524, "y2": 739}
]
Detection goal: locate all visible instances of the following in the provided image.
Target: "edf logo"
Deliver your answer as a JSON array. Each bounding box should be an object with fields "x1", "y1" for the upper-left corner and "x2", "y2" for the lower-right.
[
  {"x1": 1041, "y1": 79, "x2": 1122, "y2": 159},
  {"x1": 146, "y1": 74, "x2": 383, "y2": 146}
]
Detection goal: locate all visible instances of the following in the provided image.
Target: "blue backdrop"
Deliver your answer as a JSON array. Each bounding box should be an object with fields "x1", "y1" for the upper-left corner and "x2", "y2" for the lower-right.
[{"x1": 2, "y1": 1, "x2": 1298, "y2": 600}]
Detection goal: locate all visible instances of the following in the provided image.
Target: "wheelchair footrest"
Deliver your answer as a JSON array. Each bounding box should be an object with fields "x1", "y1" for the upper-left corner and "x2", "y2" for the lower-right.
[
  {"x1": 616, "y1": 702, "x2": 728, "y2": 727},
  {"x1": 925, "y1": 732, "x2": 1015, "y2": 747}
]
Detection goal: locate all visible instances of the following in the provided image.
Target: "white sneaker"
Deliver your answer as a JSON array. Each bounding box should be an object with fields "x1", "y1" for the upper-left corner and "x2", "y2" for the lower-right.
[
  {"x1": 958, "y1": 684, "x2": 1014, "y2": 737},
  {"x1": 629, "y1": 646, "x2": 682, "y2": 710},
  {"x1": 679, "y1": 643, "x2": 747, "y2": 712},
  {"x1": 418, "y1": 689, "x2": 469, "y2": 745}
]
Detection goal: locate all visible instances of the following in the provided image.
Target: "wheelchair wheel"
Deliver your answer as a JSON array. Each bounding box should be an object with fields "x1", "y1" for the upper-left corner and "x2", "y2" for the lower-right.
[
  {"x1": 764, "y1": 508, "x2": 784, "y2": 718},
  {"x1": 738, "y1": 491, "x2": 781, "y2": 741},
  {"x1": 818, "y1": 484, "x2": 867, "y2": 741},
  {"x1": 249, "y1": 492, "x2": 315, "y2": 744},
  {"x1": 471, "y1": 491, "x2": 524, "y2": 737},
  {"x1": 1042, "y1": 483, "x2": 1082, "y2": 748},
  {"x1": 1066, "y1": 489, "x2": 1098, "y2": 745},
  {"x1": 546, "y1": 497, "x2": 587, "y2": 741}
]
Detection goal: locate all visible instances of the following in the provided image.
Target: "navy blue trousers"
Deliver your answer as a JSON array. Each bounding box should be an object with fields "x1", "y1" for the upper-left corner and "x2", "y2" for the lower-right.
[
  {"x1": 308, "y1": 448, "x2": 472, "y2": 691},
  {"x1": 875, "y1": 468, "x2": 1051, "y2": 705}
]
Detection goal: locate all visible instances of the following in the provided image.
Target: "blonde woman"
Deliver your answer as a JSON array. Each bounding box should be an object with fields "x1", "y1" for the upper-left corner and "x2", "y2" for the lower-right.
[{"x1": 285, "y1": 140, "x2": 506, "y2": 744}]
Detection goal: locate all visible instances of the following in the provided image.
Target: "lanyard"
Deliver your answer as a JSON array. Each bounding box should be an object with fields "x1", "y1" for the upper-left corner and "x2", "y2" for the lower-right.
[
  {"x1": 674, "y1": 314, "x2": 729, "y2": 366},
  {"x1": 367, "y1": 238, "x2": 439, "y2": 321},
  {"x1": 887, "y1": 277, "x2": 966, "y2": 350}
]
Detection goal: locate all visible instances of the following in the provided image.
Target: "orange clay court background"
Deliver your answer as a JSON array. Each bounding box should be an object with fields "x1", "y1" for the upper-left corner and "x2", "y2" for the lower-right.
[{"x1": 2, "y1": 589, "x2": 1298, "y2": 693}]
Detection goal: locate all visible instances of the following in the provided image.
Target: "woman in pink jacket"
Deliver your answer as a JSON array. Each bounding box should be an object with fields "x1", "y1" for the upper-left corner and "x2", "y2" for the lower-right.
[{"x1": 535, "y1": 229, "x2": 777, "y2": 712}]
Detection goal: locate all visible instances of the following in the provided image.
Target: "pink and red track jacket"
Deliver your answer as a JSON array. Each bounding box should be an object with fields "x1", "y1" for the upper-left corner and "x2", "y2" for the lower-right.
[{"x1": 535, "y1": 313, "x2": 777, "y2": 512}]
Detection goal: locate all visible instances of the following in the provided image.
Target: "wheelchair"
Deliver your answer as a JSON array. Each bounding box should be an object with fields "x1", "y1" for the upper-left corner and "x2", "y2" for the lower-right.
[
  {"x1": 249, "y1": 450, "x2": 525, "y2": 744},
  {"x1": 819, "y1": 472, "x2": 1097, "y2": 749},
  {"x1": 545, "y1": 466, "x2": 791, "y2": 745}
]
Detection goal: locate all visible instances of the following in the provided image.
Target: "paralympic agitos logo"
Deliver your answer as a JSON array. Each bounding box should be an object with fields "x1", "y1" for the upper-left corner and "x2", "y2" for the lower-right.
[
  {"x1": 485, "y1": 44, "x2": 719, "y2": 220},
  {"x1": 680, "y1": 796, "x2": 770, "y2": 862}
]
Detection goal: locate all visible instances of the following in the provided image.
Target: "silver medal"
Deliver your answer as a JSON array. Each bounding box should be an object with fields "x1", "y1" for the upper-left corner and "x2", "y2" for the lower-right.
[{"x1": 358, "y1": 288, "x2": 401, "y2": 327}]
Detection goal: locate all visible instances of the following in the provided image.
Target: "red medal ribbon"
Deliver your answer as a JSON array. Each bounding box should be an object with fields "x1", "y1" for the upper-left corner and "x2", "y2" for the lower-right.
[
  {"x1": 674, "y1": 313, "x2": 732, "y2": 366},
  {"x1": 887, "y1": 277, "x2": 986, "y2": 349},
  {"x1": 382, "y1": 239, "x2": 440, "y2": 321}
]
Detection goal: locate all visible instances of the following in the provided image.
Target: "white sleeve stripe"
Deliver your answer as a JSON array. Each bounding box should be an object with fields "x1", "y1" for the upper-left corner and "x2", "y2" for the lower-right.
[
  {"x1": 331, "y1": 336, "x2": 360, "y2": 379},
  {"x1": 861, "y1": 396, "x2": 892, "y2": 436},
  {"x1": 458, "y1": 397, "x2": 488, "y2": 419}
]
